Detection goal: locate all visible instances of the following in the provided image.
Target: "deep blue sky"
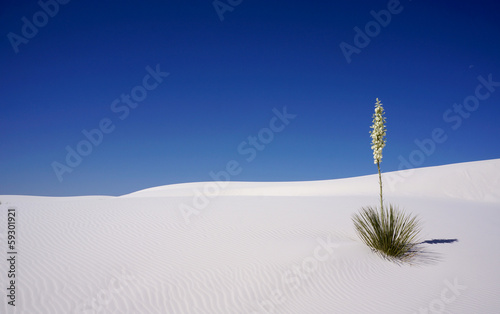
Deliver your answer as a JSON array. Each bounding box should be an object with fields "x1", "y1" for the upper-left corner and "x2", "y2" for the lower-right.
[{"x1": 1, "y1": 0, "x2": 499, "y2": 196}]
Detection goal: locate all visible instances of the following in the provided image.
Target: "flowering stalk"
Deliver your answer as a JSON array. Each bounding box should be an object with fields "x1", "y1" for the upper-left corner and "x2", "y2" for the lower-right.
[{"x1": 370, "y1": 98, "x2": 386, "y2": 211}]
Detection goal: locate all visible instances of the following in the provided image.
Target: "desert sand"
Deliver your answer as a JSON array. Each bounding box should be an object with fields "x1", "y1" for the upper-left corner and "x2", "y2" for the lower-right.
[{"x1": 1, "y1": 159, "x2": 499, "y2": 313}]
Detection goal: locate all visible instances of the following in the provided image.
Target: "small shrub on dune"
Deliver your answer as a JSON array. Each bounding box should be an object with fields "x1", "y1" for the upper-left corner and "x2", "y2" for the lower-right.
[
  {"x1": 352, "y1": 98, "x2": 422, "y2": 262},
  {"x1": 353, "y1": 204, "x2": 421, "y2": 261}
]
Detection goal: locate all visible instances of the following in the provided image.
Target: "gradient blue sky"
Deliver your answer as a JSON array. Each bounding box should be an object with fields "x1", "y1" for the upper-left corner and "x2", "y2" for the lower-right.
[{"x1": 1, "y1": 0, "x2": 499, "y2": 196}]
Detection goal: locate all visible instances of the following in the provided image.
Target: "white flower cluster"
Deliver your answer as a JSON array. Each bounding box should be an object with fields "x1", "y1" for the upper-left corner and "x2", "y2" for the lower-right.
[{"x1": 370, "y1": 98, "x2": 386, "y2": 164}]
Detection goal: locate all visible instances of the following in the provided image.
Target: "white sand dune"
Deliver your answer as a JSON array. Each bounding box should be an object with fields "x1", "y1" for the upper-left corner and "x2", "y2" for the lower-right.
[{"x1": 1, "y1": 158, "x2": 499, "y2": 313}]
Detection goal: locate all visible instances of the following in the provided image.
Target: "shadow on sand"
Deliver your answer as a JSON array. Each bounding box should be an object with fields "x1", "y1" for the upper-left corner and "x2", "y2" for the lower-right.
[
  {"x1": 401, "y1": 239, "x2": 459, "y2": 266},
  {"x1": 420, "y1": 239, "x2": 458, "y2": 245}
]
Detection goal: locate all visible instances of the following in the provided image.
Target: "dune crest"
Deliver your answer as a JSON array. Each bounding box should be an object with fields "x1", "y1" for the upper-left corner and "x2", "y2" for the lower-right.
[{"x1": 125, "y1": 158, "x2": 500, "y2": 203}]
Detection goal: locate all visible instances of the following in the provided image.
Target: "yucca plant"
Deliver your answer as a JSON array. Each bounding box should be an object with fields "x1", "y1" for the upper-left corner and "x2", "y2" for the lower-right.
[
  {"x1": 353, "y1": 98, "x2": 422, "y2": 262},
  {"x1": 353, "y1": 204, "x2": 422, "y2": 261}
]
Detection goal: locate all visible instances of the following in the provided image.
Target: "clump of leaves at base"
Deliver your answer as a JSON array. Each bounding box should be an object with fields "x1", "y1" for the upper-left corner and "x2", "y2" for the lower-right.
[{"x1": 352, "y1": 204, "x2": 422, "y2": 262}]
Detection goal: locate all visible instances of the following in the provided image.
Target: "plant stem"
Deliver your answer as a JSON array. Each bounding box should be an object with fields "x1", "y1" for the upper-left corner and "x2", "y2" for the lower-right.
[{"x1": 377, "y1": 161, "x2": 383, "y2": 211}]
